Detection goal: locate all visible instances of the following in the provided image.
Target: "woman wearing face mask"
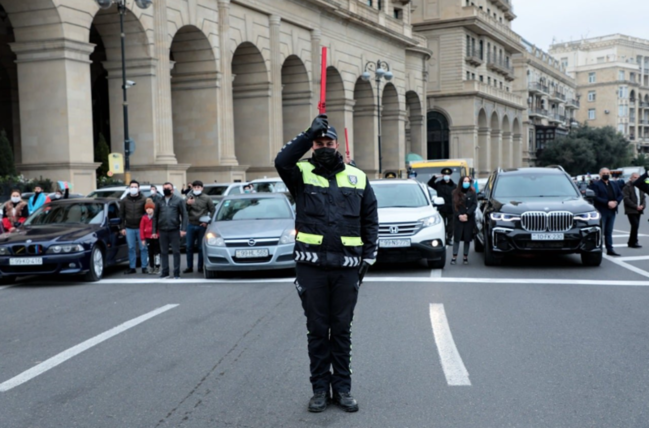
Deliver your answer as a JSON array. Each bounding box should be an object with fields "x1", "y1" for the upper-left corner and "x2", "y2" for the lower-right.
[
  {"x1": 2, "y1": 190, "x2": 28, "y2": 233},
  {"x1": 450, "y1": 176, "x2": 477, "y2": 265}
]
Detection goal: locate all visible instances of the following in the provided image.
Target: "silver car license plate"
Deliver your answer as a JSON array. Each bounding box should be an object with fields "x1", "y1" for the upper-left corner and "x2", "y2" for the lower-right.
[
  {"x1": 9, "y1": 257, "x2": 43, "y2": 266},
  {"x1": 531, "y1": 233, "x2": 564, "y2": 241},
  {"x1": 379, "y1": 239, "x2": 411, "y2": 248},
  {"x1": 235, "y1": 249, "x2": 269, "y2": 259}
]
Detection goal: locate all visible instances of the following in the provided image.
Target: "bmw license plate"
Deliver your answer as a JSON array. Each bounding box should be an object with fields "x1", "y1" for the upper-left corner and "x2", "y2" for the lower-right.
[
  {"x1": 531, "y1": 233, "x2": 564, "y2": 241},
  {"x1": 379, "y1": 239, "x2": 411, "y2": 248},
  {"x1": 9, "y1": 257, "x2": 43, "y2": 266},
  {"x1": 235, "y1": 249, "x2": 269, "y2": 259}
]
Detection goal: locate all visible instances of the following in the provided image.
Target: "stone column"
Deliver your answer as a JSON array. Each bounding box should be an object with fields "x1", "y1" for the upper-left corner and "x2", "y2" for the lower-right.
[
  {"x1": 513, "y1": 133, "x2": 523, "y2": 168},
  {"x1": 450, "y1": 125, "x2": 478, "y2": 170},
  {"x1": 382, "y1": 110, "x2": 408, "y2": 174},
  {"x1": 11, "y1": 39, "x2": 99, "y2": 195},
  {"x1": 354, "y1": 104, "x2": 378, "y2": 176},
  {"x1": 490, "y1": 129, "x2": 502, "y2": 171},
  {"x1": 269, "y1": 15, "x2": 283, "y2": 154},
  {"x1": 153, "y1": 0, "x2": 177, "y2": 164},
  {"x1": 477, "y1": 127, "x2": 490, "y2": 177},
  {"x1": 502, "y1": 131, "x2": 513, "y2": 168},
  {"x1": 310, "y1": 29, "x2": 321, "y2": 118},
  {"x1": 217, "y1": 0, "x2": 238, "y2": 165}
]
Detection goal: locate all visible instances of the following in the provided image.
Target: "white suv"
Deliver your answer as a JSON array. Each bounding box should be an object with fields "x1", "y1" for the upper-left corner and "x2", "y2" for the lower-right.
[{"x1": 371, "y1": 179, "x2": 446, "y2": 269}]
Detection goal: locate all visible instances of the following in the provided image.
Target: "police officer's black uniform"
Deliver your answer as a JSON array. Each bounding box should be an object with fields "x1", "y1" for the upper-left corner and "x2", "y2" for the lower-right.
[
  {"x1": 428, "y1": 168, "x2": 455, "y2": 244},
  {"x1": 275, "y1": 115, "x2": 379, "y2": 413}
]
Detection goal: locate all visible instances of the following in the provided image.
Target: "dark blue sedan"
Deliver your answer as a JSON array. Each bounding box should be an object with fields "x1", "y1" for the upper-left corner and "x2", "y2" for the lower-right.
[{"x1": 0, "y1": 198, "x2": 128, "y2": 283}]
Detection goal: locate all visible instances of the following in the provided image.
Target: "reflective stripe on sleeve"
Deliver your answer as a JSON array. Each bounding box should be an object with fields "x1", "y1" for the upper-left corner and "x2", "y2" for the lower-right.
[{"x1": 296, "y1": 232, "x2": 323, "y2": 245}]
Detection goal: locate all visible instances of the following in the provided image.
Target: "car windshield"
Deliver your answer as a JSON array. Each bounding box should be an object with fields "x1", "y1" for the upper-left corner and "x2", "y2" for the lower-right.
[
  {"x1": 216, "y1": 198, "x2": 292, "y2": 221},
  {"x1": 373, "y1": 184, "x2": 429, "y2": 208},
  {"x1": 494, "y1": 174, "x2": 579, "y2": 199},
  {"x1": 25, "y1": 203, "x2": 105, "y2": 225},
  {"x1": 205, "y1": 186, "x2": 229, "y2": 196},
  {"x1": 253, "y1": 181, "x2": 288, "y2": 193},
  {"x1": 87, "y1": 189, "x2": 124, "y2": 199}
]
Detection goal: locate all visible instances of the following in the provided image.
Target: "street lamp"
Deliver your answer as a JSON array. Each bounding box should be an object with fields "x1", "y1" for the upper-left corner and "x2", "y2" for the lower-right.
[
  {"x1": 95, "y1": 0, "x2": 153, "y2": 184},
  {"x1": 362, "y1": 59, "x2": 393, "y2": 175}
]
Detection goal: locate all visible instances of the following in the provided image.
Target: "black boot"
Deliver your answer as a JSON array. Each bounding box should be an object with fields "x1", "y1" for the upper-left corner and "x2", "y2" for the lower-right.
[
  {"x1": 332, "y1": 391, "x2": 359, "y2": 412},
  {"x1": 123, "y1": 268, "x2": 136, "y2": 275},
  {"x1": 308, "y1": 391, "x2": 329, "y2": 413}
]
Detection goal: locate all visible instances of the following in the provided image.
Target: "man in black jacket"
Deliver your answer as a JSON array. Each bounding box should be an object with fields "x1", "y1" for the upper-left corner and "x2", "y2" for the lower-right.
[
  {"x1": 275, "y1": 114, "x2": 379, "y2": 414},
  {"x1": 184, "y1": 180, "x2": 215, "y2": 273},
  {"x1": 427, "y1": 168, "x2": 455, "y2": 245},
  {"x1": 152, "y1": 182, "x2": 188, "y2": 279},
  {"x1": 120, "y1": 180, "x2": 148, "y2": 274}
]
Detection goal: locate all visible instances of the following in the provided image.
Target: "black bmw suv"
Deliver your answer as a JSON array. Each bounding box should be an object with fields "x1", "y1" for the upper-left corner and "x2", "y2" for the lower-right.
[{"x1": 475, "y1": 167, "x2": 602, "y2": 266}]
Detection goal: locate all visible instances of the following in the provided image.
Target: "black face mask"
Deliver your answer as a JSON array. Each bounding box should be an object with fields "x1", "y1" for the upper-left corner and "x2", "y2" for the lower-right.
[
  {"x1": 602, "y1": 174, "x2": 610, "y2": 181},
  {"x1": 313, "y1": 148, "x2": 339, "y2": 169},
  {"x1": 163, "y1": 188, "x2": 172, "y2": 197},
  {"x1": 34, "y1": 190, "x2": 41, "y2": 195}
]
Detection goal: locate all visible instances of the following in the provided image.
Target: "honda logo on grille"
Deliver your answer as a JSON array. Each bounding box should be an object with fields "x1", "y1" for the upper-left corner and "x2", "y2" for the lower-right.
[{"x1": 389, "y1": 226, "x2": 399, "y2": 234}]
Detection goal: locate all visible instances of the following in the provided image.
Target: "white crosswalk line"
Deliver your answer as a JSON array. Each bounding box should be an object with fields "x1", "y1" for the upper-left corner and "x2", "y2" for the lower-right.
[{"x1": 429, "y1": 303, "x2": 471, "y2": 386}]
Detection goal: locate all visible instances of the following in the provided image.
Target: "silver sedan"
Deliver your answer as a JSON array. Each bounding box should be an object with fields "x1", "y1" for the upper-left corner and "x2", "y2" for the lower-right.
[{"x1": 202, "y1": 193, "x2": 296, "y2": 278}]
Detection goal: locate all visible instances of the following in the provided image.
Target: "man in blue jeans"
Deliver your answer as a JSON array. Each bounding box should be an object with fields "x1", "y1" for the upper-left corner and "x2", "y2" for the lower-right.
[
  {"x1": 120, "y1": 180, "x2": 149, "y2": 274},
  {"x1": 184, "y1": 180, "x2": 215, "y2": 274},
  {"x1": 589, "y1": 167, "x2": 623, "y2": 256}
]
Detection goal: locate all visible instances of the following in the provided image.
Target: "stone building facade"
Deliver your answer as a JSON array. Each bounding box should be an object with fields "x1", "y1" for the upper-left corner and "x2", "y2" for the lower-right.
[
  {"x1": 0, "y1": 0, "x2": 430, "y2": 194},
  {"x1": 550, "y1": 34, "x2": 649, "y2": 154}
]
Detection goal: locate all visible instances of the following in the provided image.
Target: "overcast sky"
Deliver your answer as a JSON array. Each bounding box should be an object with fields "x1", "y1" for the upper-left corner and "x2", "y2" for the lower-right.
[{"x1": 511, "y1": 0, "x2": 649, "y2": 52}]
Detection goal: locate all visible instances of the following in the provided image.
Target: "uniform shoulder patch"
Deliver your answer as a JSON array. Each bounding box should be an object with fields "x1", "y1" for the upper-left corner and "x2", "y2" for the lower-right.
[{"x1": 348, "y1": 175, "x2": 358, "y2": 185}]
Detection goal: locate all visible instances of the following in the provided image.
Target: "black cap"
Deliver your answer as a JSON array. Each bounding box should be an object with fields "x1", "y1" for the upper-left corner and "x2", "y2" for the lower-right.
[
  {"x1": 441, "y1": 168, "x2": 453, "y2": 175},
  {"x1": 316, "y1": 125, "x2": 338, "y2": 141},
  {"x1": 192, "y1": 180, "x2": 204, "y2": 187}
]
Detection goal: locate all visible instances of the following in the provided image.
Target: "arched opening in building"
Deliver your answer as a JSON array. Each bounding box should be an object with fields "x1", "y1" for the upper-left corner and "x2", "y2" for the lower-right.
[
  {"x1": 405, "y1": 91, "x2": 423, "y2": 158},
  {"x1": 170, "y1": 25, "x2": 218, "y2": 171},
  {"x1": 490, "y1": 111, "x2": 500, "y2": 170},
  {"x1": 381, "y1": 83, "x2": 401, "y2": 172},
  {"x1": 89, "y1": 24, "x2": 110, "y2": 180},
  {"x1": 232, "y1": 42, "x2": 271, "y2": 171},
  {"x1": 281, "y1": 55, "x2": 311, "y2": 143},
  {"x1": 353, "y1": 77, "x2": 376, "y2": 172},
  {"x1": 0, "y1": 4, "x2": 19, "y2": 166},
  {"x1": 427, "y1": 111, "x2": 450, "y2": 160},
  {"x1": 325, "y1": 66, "x2": 346, "y2": 141},
  {"x1": 477, "y1": 109, "x2": 489, "y2": 174}
]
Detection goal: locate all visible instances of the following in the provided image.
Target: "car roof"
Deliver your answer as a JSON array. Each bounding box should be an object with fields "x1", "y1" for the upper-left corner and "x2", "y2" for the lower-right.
[
  {"x1": 48, "y1": 198, "x2": 118, "y2": 204},
  {"x1": 250, "y1": 177, "x2": 283, "y2": 182},
  {"x1": 204, "y1": 182, "x2": 247, "y2": 187},
  {"x1": 94, "y1": 186, "x2": 127, "y2": 191},
  {"x1": 496, "y1": 167, "x2": 565, "y2": 176}
]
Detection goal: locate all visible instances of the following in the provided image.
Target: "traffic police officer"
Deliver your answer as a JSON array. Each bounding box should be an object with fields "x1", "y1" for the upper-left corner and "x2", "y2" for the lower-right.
[
  {"x1": 428, "y1": 167, "x2": 456, "y2": 244},
  {"x1": 275, "y1": 114, "x2": 379, "y2": 413}
]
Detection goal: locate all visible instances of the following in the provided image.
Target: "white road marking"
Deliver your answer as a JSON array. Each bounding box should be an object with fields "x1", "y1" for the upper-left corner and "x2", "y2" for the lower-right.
[
  {"x1": 603, "y1": 255, "x2": 649, "y2": 279},
  {"x1": 618, "y1": 255, "x2": 649, "y2": 262},
  {"x1": 430, "y1": 269, "x2": 442, "y2": 278},
  {"x1": 0, "y1": 304, "x2": 179, "y2": 392},
  {"x1": 429, "y1": 304, "x2": 471, "y2": 386}
]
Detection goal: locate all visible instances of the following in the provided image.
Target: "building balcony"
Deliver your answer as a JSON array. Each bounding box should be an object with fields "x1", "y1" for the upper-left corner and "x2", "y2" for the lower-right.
[
  {"x1": 640, "y1": 119, "x2": 649, "y2": 125},
  {"x1": 460, "y1": 80, "x2": 525, "y2": 108},
  {"x1": 550, "y1": 91, "x2": 567, "y2": 102},
  {"x1": 640, "y1": 101, "x2": 649, "y2": 108},
  {"x1": 548, "y1": 113, "x2": 565, "y2": 124},
  {"x1": 566, "y1": 98, "x2": 580, "y2": 109},
  {"x1": 487, "y1": 58, "x2": 514, "y2": 80},
  {"x1": 528, "y1": 82, "x2": 549, "y2": 95},
  {"x1": 529, "y1": 108, "x2": 549, "y2": 118},
  {"x1": 465, "y1": 49, "x2": 483, "y2": 66}
]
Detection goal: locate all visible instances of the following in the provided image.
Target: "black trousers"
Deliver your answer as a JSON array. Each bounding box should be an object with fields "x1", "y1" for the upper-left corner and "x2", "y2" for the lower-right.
[
  {"x1": 628, "y1": 214, "x2": 641, "y2": 246},
  {"x1": 159, "y1": 229, "x2": 181, "y2": 277},
  {"x1": 441, "y1": 211, "x2": 453, "y2": 240},
  {"x1": 146, "y1": 238, "x2": 160, "y2": 268},
  {"x1": 295, "y1": 263, "x2": 359, "y2": 394}
]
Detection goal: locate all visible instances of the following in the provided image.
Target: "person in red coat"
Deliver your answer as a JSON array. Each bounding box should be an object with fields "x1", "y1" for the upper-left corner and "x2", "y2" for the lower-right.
[
  {"x1": 3, "y1": 190, "x2": 28, "y2": 233},
  {"x1": 140, "y1": 198, "x2": 160, "y2": 274}
]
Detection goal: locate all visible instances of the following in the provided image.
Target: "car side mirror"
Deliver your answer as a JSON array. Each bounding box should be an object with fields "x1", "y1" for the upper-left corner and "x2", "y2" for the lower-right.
[
  {"x1": 432, "y1": 197, "x2": 445, "y2": 206},
  {"x1": 109, "y1": 217, "x2": 121, "y2": 226},
  {"x1": 477, "y1": 192, "x2": 487, "y2": 201},
  {"x1": 584, "y1": 189, "x2": 595, "y2": 199},
  {"x1": 199, "y1": 215, "x2": 212, "y2": 224}
]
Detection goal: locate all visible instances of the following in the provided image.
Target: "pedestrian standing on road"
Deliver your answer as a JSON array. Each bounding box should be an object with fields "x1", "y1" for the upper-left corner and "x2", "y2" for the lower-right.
[
  {"x1": 624, "y1": 172, "x2": 645, "y2": 248},
  {"x1": 149, "y1": 185, "x2": 162, "y2": 204},
  {"x1": 184, "y1": 180, "x2": 215, "y2": 274},
  {"x1": 152, "y1": 182, "x2": 188, "y2": 279},
  {"x1": 120, "y1": 180, "x2": 149, "y2": 274},
  {"x1": 589, "y1": 167, "x2": 623, "y2": 256},
  {"x1": 450, "y1": 176, "x2": 477, "y2": 265},
  {"x1": 427, "y1": 168, "x2": 455, "y2": 245},
  {"x1": 2, "y1": 190, "x2": 28, "y2": 233},
  {"x1": 140, "y1": 198, "x2": 160, "y2": 274},
  {"x1": 275, "y1": 114, "x2": 379, "y2": 413},
  {"x1": 27, "y1": 185, "x2": 50, "y2": 215}
]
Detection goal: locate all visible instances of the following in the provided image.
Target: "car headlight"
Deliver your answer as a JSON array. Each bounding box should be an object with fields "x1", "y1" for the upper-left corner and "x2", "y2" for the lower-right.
[
  {"x1": 280, "y1": 229, "x2": 296, "y2": 244},
  {"x1": 47, "y1": 244, "x2": 84, "y2": 254},
  {"x1": 0, "y1": 246, "x2": 8, "y2": 255},
  {"x1": 490, "y1": 212, "x2": 521, "y2": 222},
  {"x1": 574, "y1": 211, "x2": 600, "y2": 221},
  {"x1": 420, "y1": 214, "x2": 442, "y2": 227},
  {"x1": 205, "y1": 232, "x2": 225, "y2": 247}
]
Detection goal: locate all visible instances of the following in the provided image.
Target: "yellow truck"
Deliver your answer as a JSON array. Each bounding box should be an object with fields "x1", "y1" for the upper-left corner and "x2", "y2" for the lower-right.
[{"x1": 408, "y1": 159, "x2": 472, "y2": 186}]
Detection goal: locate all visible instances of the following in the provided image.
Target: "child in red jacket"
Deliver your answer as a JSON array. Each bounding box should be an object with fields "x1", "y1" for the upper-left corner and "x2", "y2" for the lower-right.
[{"x1": 140, "y1": 198, "x2": 160, "y2": 274}]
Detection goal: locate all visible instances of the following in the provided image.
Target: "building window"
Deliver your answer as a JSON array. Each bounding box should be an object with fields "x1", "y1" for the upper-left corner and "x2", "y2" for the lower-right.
[
  {"x1": 466, "y1": 35, "x2": 471, "y2": 56},
  {"x1": 479, "y1": 40, "x2": 484, "y2": 59},
  {"x1": 588, "y1": 109, "x2": 596, "y2": 120},
  {"x1": 366, "y1": 0, "x2": 372, "y2": 6},
  {"x1": 619, "y1": 105, "x2": 628, "y2": 117},
  {"x1": 488, "y1": 77, "x2": 491, "y2": 85},
  {"x1": 618, "y1": 70, "x2": 625, "y2": 81},
  {"x1": 393, "y1": 8, "x2": 403, "y2": 19},
  {"x1": 619, "y1": 86, "x2": 628, "y2": 98},
  {"x1": 618, "y1": 124, "x2": 625, "y2": 134},
  {"x1": 479, "y1": 75, "x2": 484, "y2": 82},
  {"x1": 561, "y1": 57, "x2": 568, "y2": 68},
  {"x1": 466, "y1": 71, "x2": 471, "y2": 80},
  {"x1": 472, "y1": 73, "x2": 476, "y2": 80},
  {"x1": 588, "y1": 72, "x2": 596, "y2": 83},
  {"x1": 588, "y1": 91, "x2": 596, "y2": 102}
]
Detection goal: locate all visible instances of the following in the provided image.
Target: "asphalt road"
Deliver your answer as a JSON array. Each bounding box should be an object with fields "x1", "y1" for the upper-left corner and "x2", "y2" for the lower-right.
[{"x1": 2, "y1": 219, "x2": 649, "y2": 427}]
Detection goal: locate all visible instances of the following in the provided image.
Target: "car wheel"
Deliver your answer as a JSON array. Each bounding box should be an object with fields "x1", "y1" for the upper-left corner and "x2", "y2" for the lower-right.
[
  {"x1": 204, "y1": 266, "x2": 218, "y2": 279},
  {"x1": 484, "y1": 237, "x2": 503, "y2": 266},
  {"x1": 0, "y1": 275, "x2": 16, "y2": 285},
  {"x1": 581, "y1": 251, "x2": 602, "y2": 267},
  {"x1": 427, "y1": 250, "x2": 446, "y2": 269},
  {"x1": 84, "y1": 246, "x2": 104, "y2": 282},
  {"x1": 473, "y1": 235, "x2": 484, "y2": 253}
]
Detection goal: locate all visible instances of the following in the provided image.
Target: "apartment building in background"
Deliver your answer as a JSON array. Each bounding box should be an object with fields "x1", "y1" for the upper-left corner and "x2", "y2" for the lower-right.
[
  {"x1": 550, "y1": 34, "x2": 649, "y2": 155},
  {"x1": 513, "y1": 40, "x2": 579, "y2": 165}
]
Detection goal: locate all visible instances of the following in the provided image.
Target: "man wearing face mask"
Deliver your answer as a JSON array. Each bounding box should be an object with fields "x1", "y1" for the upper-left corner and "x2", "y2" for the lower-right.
[
  {"x1": 427, "y1": 168, "x2": 455, "y2": 245},
  {"x1": 152, "y1": 182, "x2": 188, "y2": 279},
  {"x1": 589, "y1": 167, "x2": 623, "y2": 256},
  {"x1": 120, "y1": 180, "x2": 149, "y2": 274},
  {"x1": 275, "y1": 114, "x2": 379, "y2": 414},
  {"x1": 184, "y1": 180, "x2": 215, "y2": 274}
]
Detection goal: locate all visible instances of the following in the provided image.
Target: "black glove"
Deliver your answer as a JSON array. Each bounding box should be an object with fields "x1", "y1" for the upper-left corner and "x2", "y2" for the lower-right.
[
  {"x1": 358, "y1": 261, "x2": 371, "y2": 286},
  {"x1": 307, "y1": 114, "x2": 328, "y2": 139}
]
